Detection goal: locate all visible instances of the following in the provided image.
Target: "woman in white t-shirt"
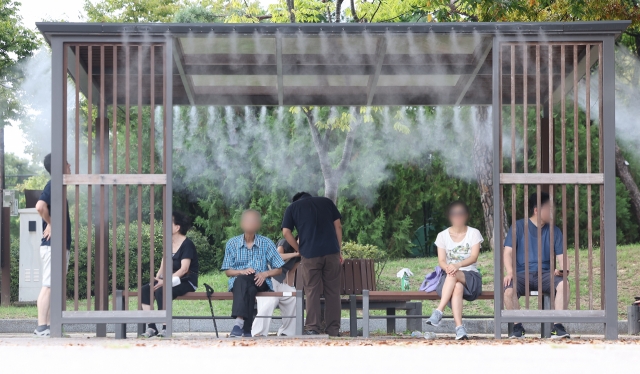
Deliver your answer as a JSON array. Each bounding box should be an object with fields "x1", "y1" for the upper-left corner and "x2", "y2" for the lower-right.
[{"x1": 425, "y1": 201, "x2": 483, "y2": 340}]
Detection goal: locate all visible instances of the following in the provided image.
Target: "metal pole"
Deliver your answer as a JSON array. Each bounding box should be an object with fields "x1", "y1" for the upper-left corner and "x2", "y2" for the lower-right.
[
  {"x1": 1, "y1": 207, "x2": 9, "y2": 306},
  {"x1": 491, "y1": 35, "x2": 503, "y2": 339},
  {"x1": 602, "y1": 35, "x2": 617, "y2": 340},
  {"x1": 163, "y1": 37, "x2": 174, "y2": 337},
  {"x1": 49, "y1": 37, "x2": 65, "y2": 338},
  {"x1": 362, "y1": 289, "x2": 370, "y2": 338}
]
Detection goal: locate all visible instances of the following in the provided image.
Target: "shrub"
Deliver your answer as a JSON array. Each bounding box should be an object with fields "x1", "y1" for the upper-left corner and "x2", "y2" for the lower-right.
[
  {"x1": 342, "y1": 241, "x2": 386, "y2": 261},
  {"x1": 342, "y1": 241, "x2": 387, "y2": 286}
]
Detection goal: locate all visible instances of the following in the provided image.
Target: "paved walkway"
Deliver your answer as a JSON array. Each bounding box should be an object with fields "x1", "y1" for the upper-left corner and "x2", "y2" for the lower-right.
[{"x1": 1, "y1": 334, "x2": 639, "y2": 372}]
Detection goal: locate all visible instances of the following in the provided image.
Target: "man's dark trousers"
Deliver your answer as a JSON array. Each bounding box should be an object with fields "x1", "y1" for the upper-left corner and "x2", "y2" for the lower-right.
[
  {"x1": 231, "y1": 274, "x2": 269, "y2": 333},
  {"x1": 301, "y1": 253, "x2": 341, "y2": 336}
]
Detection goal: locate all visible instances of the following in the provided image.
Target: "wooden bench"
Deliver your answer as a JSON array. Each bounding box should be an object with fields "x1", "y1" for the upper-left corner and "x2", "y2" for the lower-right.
[{"x1": 116, "y1": 290, "x2": 302, "y2": 338}]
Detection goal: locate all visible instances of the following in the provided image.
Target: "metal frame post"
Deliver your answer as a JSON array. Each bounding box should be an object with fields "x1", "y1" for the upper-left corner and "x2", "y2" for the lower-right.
[
  {"x1": 602, "y1": 35, "x2": 618, "y2": 340},
  {"x1": 163, "y1": 37, "x2": 174, "y2": 337},
  {"x1": 362, "y1": 289, "x2": 370, "y2": 338},
  {"x1": 50, "y1": 36, "x2": 65, "y2": 338},
  {"x1": 491, "y1": 35, "x2": 503, "y2": 339}
]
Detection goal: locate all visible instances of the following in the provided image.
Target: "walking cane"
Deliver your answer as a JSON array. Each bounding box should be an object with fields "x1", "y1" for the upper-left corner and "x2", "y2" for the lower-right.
[{"x1": 204, "y1": 283, "x2": 219, "y2": 338}]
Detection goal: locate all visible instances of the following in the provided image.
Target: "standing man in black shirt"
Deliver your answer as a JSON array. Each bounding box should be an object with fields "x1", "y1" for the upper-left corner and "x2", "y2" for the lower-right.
[{"x1": 282, "y1": 192, "x2": 343, "y2": 336}]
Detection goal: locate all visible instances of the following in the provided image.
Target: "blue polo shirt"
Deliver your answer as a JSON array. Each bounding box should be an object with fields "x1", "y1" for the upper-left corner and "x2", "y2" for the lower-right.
[{"x1": 504, "y1": 218, "x2": 563, "y2": 274}]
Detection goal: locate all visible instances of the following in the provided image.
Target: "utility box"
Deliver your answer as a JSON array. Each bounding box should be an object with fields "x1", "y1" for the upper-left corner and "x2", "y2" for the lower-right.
[{"x1": 19, "y1": 208, "x2": 43, "y2": 302}]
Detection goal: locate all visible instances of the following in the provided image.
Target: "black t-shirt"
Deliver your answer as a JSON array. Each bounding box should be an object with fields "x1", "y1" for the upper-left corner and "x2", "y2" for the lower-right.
[
  {"x1": 281, "y1": 195, "x2": 342, "y2": 259},
  {"x1": 172, "y1": 238, "x2": 199, "y2": 288},
  {"x1": 274, "y1": 238, "x2": 301, "y2": 283},
  {"x1": 39, "y1": 180, "x2": 72, "y2": 249}
]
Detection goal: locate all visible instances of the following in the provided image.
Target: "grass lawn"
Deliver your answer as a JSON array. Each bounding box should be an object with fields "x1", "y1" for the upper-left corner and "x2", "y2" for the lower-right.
[{"x1": 2, "y1": 244, "x2": 638, "y2": 320}]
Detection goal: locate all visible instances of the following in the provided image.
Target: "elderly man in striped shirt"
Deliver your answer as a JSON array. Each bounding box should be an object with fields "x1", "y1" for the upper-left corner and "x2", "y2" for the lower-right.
[{"x1": 221, "y1": 209, "x2": 285, "y2": 337}]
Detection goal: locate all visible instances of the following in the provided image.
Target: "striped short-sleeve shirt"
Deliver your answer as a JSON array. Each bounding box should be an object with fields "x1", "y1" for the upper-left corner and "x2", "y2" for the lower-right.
[{"x1": 221, "y1": 234, "x2": 285, "y2": 291}]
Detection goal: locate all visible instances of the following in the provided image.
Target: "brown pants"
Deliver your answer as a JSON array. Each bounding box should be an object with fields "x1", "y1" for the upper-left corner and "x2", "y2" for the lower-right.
[{"x1": 301, "y1": 253, "x2": 342, "y2": 336}]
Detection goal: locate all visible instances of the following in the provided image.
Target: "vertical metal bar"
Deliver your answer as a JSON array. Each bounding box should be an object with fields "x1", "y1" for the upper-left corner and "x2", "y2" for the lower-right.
[
  {"x1": 50, "y1": 36, "x2": 64, "y2": 338},
  {"x1": 586, "y1": 45, "x2": 593, "y2": 310},
  {"x1": 112, "y1": 45, "x2": 118, "y2": 311},
  {"x1": 573, "y1": 44, "x2": 580, "y2": 310},
  {"x1": 87, "y1": 45, "x2": 93, "y2": 311},
  {"x1": 492, "y1": 36, "x2": 503, "y2": 338},
  {"x1": 602, "y1": 36, "x2": 617, "y2": 340},
  {"x1": 510, "y1": 45, "x2": 517, "y2": 300},
  {"x1": 137, "y1": 45, "x2": 143, "y2": 310},
  {"x1": 561, "y1": 45, "x2": 569, "y2": 308},
  {"x1": 523, "y1": 44, "x2": 530, "y2": 309},
  {"x1": 362, "y1": 289, "x2": 370, "y2": 338},
  {"x1": 74, "y1": 45, "x2": 80, "y2": 311},
  {"x1": 164, "y1": 40, "x2": 174, "y2": 335},
  {"x1": 535, "y1": 45, "x2": 542, "y2": 310},
  {"x1": 598, "y1": 43, "x2": 605, "y2": 308},
  {"x1": 62, "y1": 45, "x2": 69, "y2": 310},
  {"x1": 150, "y1": 45, "x2": 156, "y2": 308},
  {"x1": 548, "y1": 45, "x2": 555, "y2": 307},
  {"x1": 124, "y1": 44, "x2": 131, "y2": 309},
  {"x1": 99, "y1": 45, "x2": 106, "y2": 312}
]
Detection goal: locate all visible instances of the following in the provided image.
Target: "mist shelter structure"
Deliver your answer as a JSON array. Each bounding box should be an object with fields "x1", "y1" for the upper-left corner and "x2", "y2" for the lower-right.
[{"x1": 37, "y1": 21, "x2": 629, "y2": 339}]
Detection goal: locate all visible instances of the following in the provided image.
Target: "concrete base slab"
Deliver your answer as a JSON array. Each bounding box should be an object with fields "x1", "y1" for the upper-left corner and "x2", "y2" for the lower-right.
[{"x1": 0, "y1": 318, "x2": 631, "y2": 336}]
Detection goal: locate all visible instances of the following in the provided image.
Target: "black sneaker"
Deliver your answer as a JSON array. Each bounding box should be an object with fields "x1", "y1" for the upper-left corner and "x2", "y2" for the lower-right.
[
  {"x1": 509, "y1": 323, "x2": 525, "y2": 339},
  {"x1": 551, "y1": 324, "x2": 570, "y2": 339}
]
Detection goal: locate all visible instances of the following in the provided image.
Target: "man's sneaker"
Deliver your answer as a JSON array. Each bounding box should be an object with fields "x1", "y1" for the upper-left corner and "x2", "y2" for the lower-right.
[
  {"x1": 242, "y1": 331, "x2": 252, "y2": 337},
  {"x1": 229, "y1": 325, "x2": 243, "y2": 337},
  {"x1": 551, "y1": 324, "x2": 570, "y2": 339},
  {"x1": 455, "y1": 325, "x2": 468, "y2": 340},
  {"x1": 140, "y1": 328, "x2": 158, "y2": 338},
  {"x1": 303, "y1": 330, "x2": 320, "y2": 335},
  {"x1": 426, "y1": 309, "x2": 443, "y2": 327},
  {"x1": 33, "y1": 325, "x2": 50, "y2": 337},
  {"x1": 509, "y1": 323, "x2": 525, "y2": 338},
  {"x1": 157, "y1": 329, "x2": 168, "y2": 338}
]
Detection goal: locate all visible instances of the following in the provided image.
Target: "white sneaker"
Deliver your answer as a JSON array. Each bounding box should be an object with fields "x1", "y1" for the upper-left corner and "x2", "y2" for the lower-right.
[
  {"x1": 455, "y1": 325, "x2": 468, "y2": 340},
  {"x1": 33, "y1": 327, "x2": 50, "y2": 337}
]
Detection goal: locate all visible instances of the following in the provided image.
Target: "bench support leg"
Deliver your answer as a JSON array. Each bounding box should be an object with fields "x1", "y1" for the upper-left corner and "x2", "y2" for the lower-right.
[
  {"x1": 386, "y1": 308, "x2": 396, "y2": 334},
  {"x1": 362, "y1": 290, "x2": 370, "y2": 338},
  {"x1": 295, "y1": 289, "x2": 304, "y2": 336},
  {"x1": 349, "y1": 295, "x2": 357, "y2": 337},
  {"x1": 115, "y1": 290, "x2": 126, "y2": 339},
  {"x1": 138, "y1": 323, "x2": 146, "y2": 337},
  {"x1": 406, "y1": 302, "x2": 422, "y2": 332},
  {"x1": 628, "y1": 305, "x2": 640, "y2": 335},
  {"x1": 507, "y1": 322, "x2": 514, "y2": 337},
  {"x1": 541, "y1": 294, "x2": 552, "y2": 338}
]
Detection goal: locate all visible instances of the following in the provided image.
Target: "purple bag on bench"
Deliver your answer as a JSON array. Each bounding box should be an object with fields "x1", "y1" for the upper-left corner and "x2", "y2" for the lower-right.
[{"x1": 419, "y1": 266, "x2": 443, "y2": 293}]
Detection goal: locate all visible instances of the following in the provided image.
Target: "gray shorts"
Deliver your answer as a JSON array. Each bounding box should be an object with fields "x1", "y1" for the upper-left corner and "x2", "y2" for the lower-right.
[
  {"x1": 504, "y1": 271, "x2": 564, "y2": 298},
  {"x1": 436, "y1": 270, "x2": 483, "y2": 302}
]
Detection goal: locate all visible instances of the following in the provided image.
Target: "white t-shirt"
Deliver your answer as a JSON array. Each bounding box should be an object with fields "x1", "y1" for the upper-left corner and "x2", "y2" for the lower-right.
[{"x1": 434, "y1": 226, "x2": 483, "y2": 273}]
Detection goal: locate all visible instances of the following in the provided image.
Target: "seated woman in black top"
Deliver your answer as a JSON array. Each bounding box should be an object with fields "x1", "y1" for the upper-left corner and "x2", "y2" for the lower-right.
[{"x1": 141, "y1": 211, "x2": 199, "y2": 338}]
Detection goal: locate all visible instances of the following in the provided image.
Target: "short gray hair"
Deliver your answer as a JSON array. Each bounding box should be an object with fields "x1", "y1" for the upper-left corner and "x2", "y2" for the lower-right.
[{"x1": 241, "y1": 209, "x2": 261, "y2": 220}]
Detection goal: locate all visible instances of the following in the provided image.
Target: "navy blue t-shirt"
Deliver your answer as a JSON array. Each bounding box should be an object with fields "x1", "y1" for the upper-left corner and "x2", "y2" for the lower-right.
[
  {"x1": 504, "y1": 218, "x2": 563, "y2": 274},
  {"x1": 281, "y1": 195, "x2": 342, "y2": 259},
  {"x1": 39, "y1": 180, "x2": 72, "y2": 249}
]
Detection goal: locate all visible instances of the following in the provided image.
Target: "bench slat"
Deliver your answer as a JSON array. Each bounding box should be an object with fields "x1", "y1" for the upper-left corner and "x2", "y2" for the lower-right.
[{"x1": 367, "y1": 291, "x2": 495, "y2": 301}]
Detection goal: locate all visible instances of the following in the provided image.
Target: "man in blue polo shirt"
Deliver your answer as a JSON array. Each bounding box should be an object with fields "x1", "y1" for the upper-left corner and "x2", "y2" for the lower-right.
[
  {"x1": 503, "y1": 192, "x2": 570, "y2": 339},
  {"x1": 282, "y1": 192, "x2": 343, "y2": 336},
  {"x1": 221, "y1": 210, "x2": 284, "y2": 337}
]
